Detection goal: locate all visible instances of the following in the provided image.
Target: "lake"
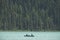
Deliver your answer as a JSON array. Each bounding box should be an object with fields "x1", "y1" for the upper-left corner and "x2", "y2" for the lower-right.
[{"x1": 0, "y1": 32, "x2": 60, "y2": 40}]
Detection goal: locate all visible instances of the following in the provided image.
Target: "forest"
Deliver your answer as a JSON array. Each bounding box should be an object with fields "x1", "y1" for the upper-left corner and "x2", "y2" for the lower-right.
[{"x1": 0, "y1": 0, "x2": 60, "y2": 31}]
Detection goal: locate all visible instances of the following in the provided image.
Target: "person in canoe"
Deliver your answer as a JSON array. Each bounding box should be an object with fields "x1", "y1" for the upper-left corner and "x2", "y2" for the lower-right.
[{"x1": 24, "y1": 34, "x2": 34, "y2": 37}]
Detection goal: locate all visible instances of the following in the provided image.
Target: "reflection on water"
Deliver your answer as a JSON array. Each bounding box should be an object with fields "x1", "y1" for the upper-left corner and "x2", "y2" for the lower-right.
[{"x1": 0, "y1": 32, "x2": 60, "y2": 40}]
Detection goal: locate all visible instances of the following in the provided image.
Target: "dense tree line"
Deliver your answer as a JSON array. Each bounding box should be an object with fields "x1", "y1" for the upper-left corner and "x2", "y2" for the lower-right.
[{"x1": 0, "y1": 0, "x2": 60, "y2": 31}]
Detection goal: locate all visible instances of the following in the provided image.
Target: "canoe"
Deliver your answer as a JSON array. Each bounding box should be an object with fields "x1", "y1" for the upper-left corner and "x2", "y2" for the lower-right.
[{"x1": 24, "y1": 34, "x2": 34, "y2": 37}]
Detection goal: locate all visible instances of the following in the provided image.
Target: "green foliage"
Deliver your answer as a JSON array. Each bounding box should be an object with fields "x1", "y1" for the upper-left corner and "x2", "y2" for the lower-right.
[{"x1": 0, "y1": 0, "x2": 60, "y2": 31}]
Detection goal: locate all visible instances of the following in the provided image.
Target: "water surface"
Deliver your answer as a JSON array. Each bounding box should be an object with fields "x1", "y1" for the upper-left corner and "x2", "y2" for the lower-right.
[{"x1": 0, "y1": 32, "x2": 60, "y2": 40}]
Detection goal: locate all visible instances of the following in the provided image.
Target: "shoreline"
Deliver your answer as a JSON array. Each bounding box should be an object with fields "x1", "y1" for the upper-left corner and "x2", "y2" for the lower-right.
[{"x1": 0, "y1": 30, "x2": 60, "y2": 32}]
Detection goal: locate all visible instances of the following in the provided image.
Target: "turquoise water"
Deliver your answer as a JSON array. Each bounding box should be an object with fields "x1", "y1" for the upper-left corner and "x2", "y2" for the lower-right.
[{"x1": 0, "y1": 32, "x2": 60, "y2": 40}]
